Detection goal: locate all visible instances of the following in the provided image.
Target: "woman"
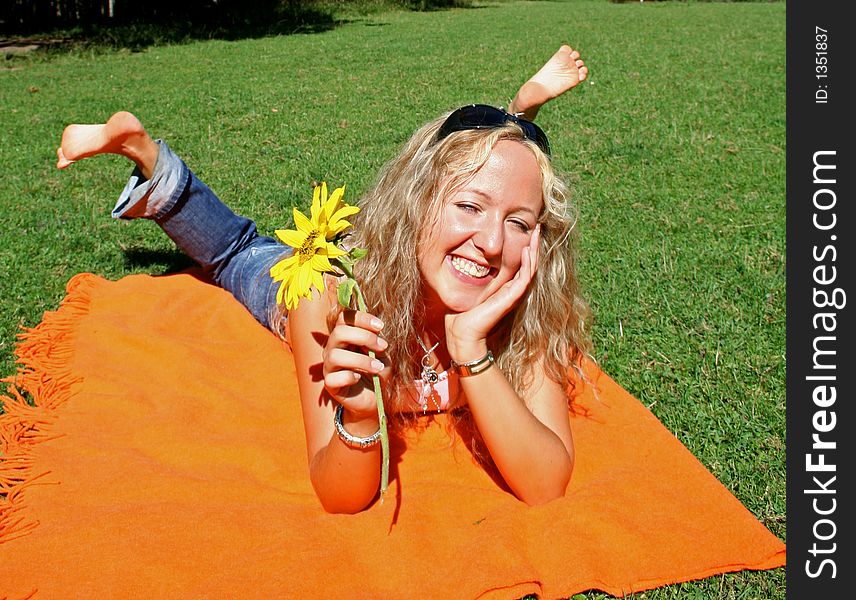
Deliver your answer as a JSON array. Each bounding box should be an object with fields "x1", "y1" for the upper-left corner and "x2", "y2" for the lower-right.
[{"x1": 56, "y1": 45, "x2": 590, "y2": 513}]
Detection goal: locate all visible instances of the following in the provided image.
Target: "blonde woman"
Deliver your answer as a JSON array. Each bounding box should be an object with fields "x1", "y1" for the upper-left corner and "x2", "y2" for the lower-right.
[{"x1": 56, "y1": 46, "x2": 590, "y2": 514}]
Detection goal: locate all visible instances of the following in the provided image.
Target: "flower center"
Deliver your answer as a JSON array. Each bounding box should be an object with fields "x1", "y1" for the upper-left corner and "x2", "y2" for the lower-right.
[{"x1": 298, "y1": 230, "x2": 320, "y2": 263}]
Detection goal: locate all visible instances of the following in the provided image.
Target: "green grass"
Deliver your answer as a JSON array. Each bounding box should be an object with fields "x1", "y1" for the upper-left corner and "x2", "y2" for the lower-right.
[{"x1": 1, "y1": 1, "x2": 785, "y2": 597}]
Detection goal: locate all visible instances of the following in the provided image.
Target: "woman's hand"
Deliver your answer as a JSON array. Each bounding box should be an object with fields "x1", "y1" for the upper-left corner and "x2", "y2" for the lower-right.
[
  {"x1": 445, "y1": 226, "x2": 541, "y2": 360},
  {"x1": 322, "y1": 309, "x2": 390, "y2": 419}
]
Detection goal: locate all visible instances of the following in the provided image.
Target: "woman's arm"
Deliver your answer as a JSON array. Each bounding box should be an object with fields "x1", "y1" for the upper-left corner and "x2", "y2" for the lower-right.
[
  {"x1": 445, "y1": 227, "x2": 574, "y2": 505},
  {"x1": 455, "y1": 351, "x2": 574, "y2": 505},
  {"x1": 288, "y1": 289, "x2": 389, "y2": 513}
]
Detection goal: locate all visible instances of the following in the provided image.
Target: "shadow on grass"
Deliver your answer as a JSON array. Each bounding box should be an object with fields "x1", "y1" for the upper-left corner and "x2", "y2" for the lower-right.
[
  {"x1": 122, "y1": 247, "x2": 196, "y2": 274},
  {"x1": 5, "y1": 11, "x2": 338, "y2": 56},
  {"x1": 2, "y1": 1, "x2": 480, "y2": 56}
]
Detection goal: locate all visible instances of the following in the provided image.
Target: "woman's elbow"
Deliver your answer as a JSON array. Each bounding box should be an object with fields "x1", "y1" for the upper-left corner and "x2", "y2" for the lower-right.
[
  {"x1": 318, "y1": 496, "x2": 373, "y2": 515},
  {"x1": 519, "y1": 479, "x2": 570, "y2": 506},
  {"x1": 518, "y1": 455, "x2": 574, "y2": 506},
  {"x1": 311, "y1": 475, "x2": 377, "y2": 514}
]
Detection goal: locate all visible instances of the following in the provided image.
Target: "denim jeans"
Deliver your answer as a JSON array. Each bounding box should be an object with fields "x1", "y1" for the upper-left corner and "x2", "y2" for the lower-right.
[{"x1": 113, "y1": 141, "x2": 289, "y2": 331}]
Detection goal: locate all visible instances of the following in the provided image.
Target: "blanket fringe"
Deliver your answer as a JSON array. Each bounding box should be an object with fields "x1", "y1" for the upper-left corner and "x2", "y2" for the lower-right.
[{"x1": 0, "y1": 273, "x2": 98, "y2": 545}]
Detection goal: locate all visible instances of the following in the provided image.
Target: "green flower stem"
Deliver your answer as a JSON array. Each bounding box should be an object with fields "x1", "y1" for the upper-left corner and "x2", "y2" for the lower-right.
[{"x1": 335, "y1": 259, "x2": 390, "y2": 501}]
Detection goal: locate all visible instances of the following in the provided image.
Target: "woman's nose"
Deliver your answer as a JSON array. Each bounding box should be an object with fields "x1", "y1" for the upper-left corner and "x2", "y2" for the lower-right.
[{"x1": 473, "y1": 216, "x2": 504, "y2": 257}]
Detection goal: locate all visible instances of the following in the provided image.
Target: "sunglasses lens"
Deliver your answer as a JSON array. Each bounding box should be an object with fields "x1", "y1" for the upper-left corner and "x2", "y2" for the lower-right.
[
  {"x1": 522, "y1": 122, "x2": 551, "y2": 156},
  {"x1": 458, "y1": 105, "x2": 505, "y2": 129},
  {"x1": 437, "y1": 105, "x2": 502, "y2": 138},
  {"x1": 436, "y1": 105, "x2": 551, "y2": 156}
]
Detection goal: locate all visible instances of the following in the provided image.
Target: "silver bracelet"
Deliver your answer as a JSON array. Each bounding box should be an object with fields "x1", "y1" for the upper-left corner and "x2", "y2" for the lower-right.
[
  {"x1": 450, "y1": 350, "x2": 495, "y2": 377},
  {"x1": 334, "y1": 404, "x2": 381, "y2": 449}
]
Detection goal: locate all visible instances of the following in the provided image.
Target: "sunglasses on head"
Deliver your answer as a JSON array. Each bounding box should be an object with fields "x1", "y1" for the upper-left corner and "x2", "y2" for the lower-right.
[{"x1": 435, "y1": 104, "x2": 551, "y2": 156}]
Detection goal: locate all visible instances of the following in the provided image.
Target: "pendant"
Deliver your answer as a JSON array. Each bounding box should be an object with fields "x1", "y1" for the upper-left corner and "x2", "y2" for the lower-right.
[
  {"x1": 421, "y1": 364, "x2": 440, "y2": 385},
  {"x1": 421, "y1": 350, "x2": 440, "y2": 385}
]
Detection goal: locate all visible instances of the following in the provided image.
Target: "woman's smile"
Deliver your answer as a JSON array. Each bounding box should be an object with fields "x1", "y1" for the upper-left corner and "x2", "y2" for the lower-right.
[{"x1": 449, "y1": 255, "x2": 492, "y2": 280}]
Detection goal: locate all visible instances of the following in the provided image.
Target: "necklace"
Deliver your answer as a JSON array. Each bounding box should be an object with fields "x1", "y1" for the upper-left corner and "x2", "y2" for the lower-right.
[
  {"x1": 415, "y1": 334, "x2": 442, "y2": 413},
  {"x1": 416, "y1": 334, "x2": 440, "y2": 386}
]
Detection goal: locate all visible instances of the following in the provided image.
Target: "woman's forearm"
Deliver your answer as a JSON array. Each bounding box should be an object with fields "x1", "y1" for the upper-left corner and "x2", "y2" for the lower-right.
[
  {"x1": 460, "y1": 369, "x2": 574, "y2": 505},
  {"x1": 308, "y1": 412, "x2": 382, "y2": 514}
]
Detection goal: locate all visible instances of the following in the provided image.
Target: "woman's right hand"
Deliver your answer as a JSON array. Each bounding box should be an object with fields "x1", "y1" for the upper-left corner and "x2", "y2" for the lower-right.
[{"x1": 322, "y1": 309, "x2": 390, "y2": 419}]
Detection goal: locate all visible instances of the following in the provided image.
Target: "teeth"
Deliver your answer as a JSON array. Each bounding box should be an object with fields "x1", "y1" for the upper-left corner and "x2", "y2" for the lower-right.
[{"x1": 451, "y1": 256, "x2": 490, "y2": 278}]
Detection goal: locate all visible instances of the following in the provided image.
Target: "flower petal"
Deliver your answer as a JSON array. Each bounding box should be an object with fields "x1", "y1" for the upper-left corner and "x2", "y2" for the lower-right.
[
  {"x1": 322, "y1": 242, "x2": 347, "y2": 258},
  {"x1": 311, "y1": 184, "x2": 322, "y2": 221},
  {"x1": 315, "y1": 183, "x2": 328, "y2": 222},
  {"x1": 310, "y1": 269, "x2": 325, "y2": 294},
  {"x1": 331, "y1": 204, "x2": 360, "y2": 223},
  {"x1": 274, "y1": 228, "x2": 307, "y2": 249},
  {"x1": 296, "y1": 262, "x2": 312, "y2": 296},
  {"x1": 310, "y1": 253, "x2": 333, "y2": 272},
  {"x1": 324, "y1": 186, "x2": 345, "y2": 220},
  {"x1": 293, "y1": 207, "x2": 314, "y2": 233},
  {"x1": 327, "y1": 219, "x2": 354, "y2": 237},
  {"x1": 270, "y1": 254, "x2": 299, "y2": 279},
  {"x1": 328, "y1": 184, "x2": 345, "y2": 205},
  {"x1": 317, "y1": 186, "x2": 339, "y2": 225}
]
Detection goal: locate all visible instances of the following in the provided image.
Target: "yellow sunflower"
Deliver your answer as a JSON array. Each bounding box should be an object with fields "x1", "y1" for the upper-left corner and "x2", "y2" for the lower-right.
[
  {"x1": 270, "y1": 183, "x2": 359, "y2": 309},
  {"x1": 310, "y1": 182, "x2": 360, "y2": 240}
]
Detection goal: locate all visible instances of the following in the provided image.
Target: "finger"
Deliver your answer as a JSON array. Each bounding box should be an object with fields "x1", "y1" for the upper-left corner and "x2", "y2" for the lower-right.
[
  {"x1": 324, "y1": 369, "x2": 362, "y2": 392},
  {"x1": 529, "y1": 224, "x2": 541, "y2": 272},
  {"x1": 377, "y1": 362, "x2": 393, "y2": 384},
  {"x1": 446, "y1": 226, "x2": 543, "y2": 337},
  {"x1": 323, "y1": 347, "x2": 386, "y2": 377},
  {"x1": 498, "y1": 237, "x2": 538, "y2": 299},
  {"x1": 511, "y1": 245, "x2": 534, "y2": 291},
  {"x1": 337, "y1": 309, "x2": 384, "y2": 333},
  {"x1": 469, "y1": 251, "x2": 535, "y2": 322},
  {"x1": 476, "y1": 227, "x2": 540, "y2": 310},
  {"x1": 327, "y1": 324, "x2": 389, "y2": 355}
]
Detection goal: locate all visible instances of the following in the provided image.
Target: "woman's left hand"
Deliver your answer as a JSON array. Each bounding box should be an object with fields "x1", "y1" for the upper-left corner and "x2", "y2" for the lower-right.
[{"x1": 445, "y1": 225, "x2": 540, "y2": 360}]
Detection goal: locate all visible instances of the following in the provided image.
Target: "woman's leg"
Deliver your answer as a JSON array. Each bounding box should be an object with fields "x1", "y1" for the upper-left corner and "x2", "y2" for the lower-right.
[
  {"x1": 57, "y1": 111, "x2": 159, "y2": 178},
  {"x1": 57, "y1": 113, "x2": 287, "y2": 330},
  {"x1": 508, "y1": 45, "x2": 588, "y2": 121}
]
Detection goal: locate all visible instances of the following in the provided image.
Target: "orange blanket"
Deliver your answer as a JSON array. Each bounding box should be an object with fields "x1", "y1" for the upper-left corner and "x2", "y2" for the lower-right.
[{"x1": 1, "y1": 272, "x2": 784, "y2": 599}]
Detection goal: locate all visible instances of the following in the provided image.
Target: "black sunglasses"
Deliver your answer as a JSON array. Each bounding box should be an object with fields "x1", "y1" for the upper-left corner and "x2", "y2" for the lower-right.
[{"x1": 435, "y1": 104, "x2": 551, "y2": 156}]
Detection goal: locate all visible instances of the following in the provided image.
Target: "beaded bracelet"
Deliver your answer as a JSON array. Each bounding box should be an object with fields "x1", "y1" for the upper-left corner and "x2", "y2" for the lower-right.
[
  {"x1": 334, "y1": 404, "x2": 382, "y2": 449},
  {"x1": 450, "y1": 350, "x2": 495, "y2": 377}
]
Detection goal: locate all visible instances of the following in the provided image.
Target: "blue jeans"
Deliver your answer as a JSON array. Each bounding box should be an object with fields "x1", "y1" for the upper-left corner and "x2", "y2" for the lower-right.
[{"x1": 113, "y1": 141, "x2": 289, "y2": 331}]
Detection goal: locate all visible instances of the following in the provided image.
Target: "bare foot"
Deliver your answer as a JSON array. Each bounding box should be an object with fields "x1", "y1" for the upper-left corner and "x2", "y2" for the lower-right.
[
  {"x1": 510, "y1": 45, "x2": 589, "y2": 120},
  {"x1": 57, "y1": 111, "x2": 159, "y2": 178}
]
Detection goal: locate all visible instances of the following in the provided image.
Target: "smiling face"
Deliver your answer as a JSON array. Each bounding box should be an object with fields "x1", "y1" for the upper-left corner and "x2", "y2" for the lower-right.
[{"x1": 417, "y1": 140, "x2": 544, "y2": 318}]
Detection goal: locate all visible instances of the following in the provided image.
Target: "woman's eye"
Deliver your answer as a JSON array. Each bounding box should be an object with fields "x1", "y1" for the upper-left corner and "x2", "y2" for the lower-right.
[
  {"x1": 510, "y1": 220, "x2": 531, "y2": 232},
  {"x1": 456, "y1": 203, "x2": 479, "y2": 214}
]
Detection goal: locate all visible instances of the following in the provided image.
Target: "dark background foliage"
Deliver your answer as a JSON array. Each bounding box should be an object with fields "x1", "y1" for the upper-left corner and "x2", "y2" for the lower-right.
[{"x1": 2, "y1": 0, "x2": 466, "y2": 39}]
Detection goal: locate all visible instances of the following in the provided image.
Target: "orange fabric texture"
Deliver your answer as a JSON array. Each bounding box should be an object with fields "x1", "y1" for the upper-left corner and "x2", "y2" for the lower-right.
[{"x1": 1, "y1": 272, "x2": 785, "y2": 599}]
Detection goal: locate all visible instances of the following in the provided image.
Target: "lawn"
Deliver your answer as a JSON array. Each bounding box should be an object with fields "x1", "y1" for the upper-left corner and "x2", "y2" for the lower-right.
[{"x1": 1, "y1": 1, "x2": 785, "y2": 597}]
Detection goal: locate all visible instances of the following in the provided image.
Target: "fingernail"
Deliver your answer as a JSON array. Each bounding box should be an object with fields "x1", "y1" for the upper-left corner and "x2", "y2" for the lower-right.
[
  {"x1": 371, "y1": 317, "x2": 384, "y2": 330},
  {"x1": 371, "y1": 359, "x2": 385, "y2": 372},
  {"x1": 377, "y1": 337, "x2": 389, "y2": 350}
]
